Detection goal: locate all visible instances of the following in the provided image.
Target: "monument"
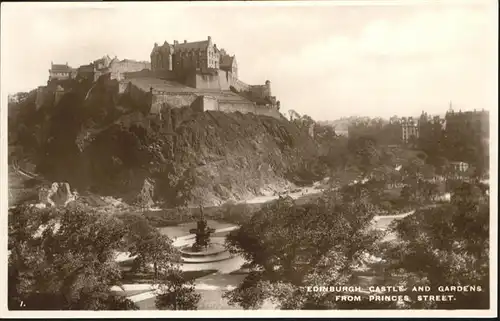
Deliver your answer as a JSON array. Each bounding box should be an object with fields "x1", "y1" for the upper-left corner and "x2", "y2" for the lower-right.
[
  {"x1": 179, "y1": 205, "x2": 231, "y2": 263},
  {"x1": 189, "y1": 206, "x2": 215, "y2": 252}
]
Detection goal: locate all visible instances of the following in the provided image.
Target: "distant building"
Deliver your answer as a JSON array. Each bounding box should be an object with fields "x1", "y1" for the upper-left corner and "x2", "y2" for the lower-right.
[
  {"x1": 334, "y1": 126, "x2": 349, "y2": 137},
  {"x1": 419, "y1": 111, "x2": 446, "y2": 129},
  {"x1": 445, "y1": 107, "x2": 489, "y2": 138},
  {"x1": 92, "y1": 55, "x2": 150, "y2": 81},
  {"x1": 49, "y1": 62, "x2": 75, "y2": 81},
  {"x1": 450, "y1": 161, "x2": 469, "y2": 173},
  {"x1": 94, "y1": 55, "x2": 112, "y2": 70},
  {"x1": 400, "y1": 117, "x2": 419, "y2": 143}
]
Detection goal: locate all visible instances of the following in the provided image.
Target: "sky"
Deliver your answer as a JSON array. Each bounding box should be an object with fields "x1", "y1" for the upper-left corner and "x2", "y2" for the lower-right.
[{"x1": 1, "y1": 1, "x2": 498, "y2": 121}]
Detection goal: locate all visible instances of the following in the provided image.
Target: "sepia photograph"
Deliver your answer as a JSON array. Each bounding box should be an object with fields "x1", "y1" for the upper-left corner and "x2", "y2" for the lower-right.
[{"x1": 0, "y1": 0, "x2": 497, "y2": 318}]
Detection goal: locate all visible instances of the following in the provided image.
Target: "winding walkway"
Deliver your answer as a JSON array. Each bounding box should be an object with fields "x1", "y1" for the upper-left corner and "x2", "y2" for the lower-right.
[{"x1": 114, "y1": 279, "x2": 242, "y2": 303}]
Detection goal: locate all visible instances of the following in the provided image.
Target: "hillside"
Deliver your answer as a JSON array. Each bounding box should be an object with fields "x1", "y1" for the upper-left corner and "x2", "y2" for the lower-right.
[{"x1": 8, "y1": 77, "x2": 325, "y2": 208}]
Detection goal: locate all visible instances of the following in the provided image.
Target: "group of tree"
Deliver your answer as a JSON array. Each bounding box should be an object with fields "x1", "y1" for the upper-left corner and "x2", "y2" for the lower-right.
[
  {"x1": 314, "y1": 110, "x2": 489, "y2": 180},
  {"x1": 8, "y1": 204, "x2": 201, "y2": 310},
  {"x1": 287, "y1": 110, "x2": 396, "y2": 182},
  {"x1": 380, "y1": 180, "x2": 490, "y2": 308},
  {"x1": 223, "y1": 179, "x2": 490, "y2": 309},
  {"x1": 8, "y1": 204, "x2": 136, "y2": 310},
  {"x1": 223, "y1": 187, "x2": 383, "y2": 309},
  {"x1": 418, "y1": 112, "x2": 489, "y2": 178}
]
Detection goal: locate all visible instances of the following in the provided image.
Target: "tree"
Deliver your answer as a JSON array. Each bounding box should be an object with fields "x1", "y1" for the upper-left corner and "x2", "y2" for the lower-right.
[
  {"x1": 420, "y1": 180, "x2": 439, "y2": 202},
  {"x1": 401, "y1": 157, "x2": 424, "y2": 180},
  {"x1": 223, "y1": 190, "x2": 383, "y2": 309},
  {"x1": 120, "y1": 212, "x2": 201, "y2": 310},
  {"x1": 218, "y1": 201, "x2": 253, "y2": 225},
  {"x1": 400, "y1": 184, "x2": 413, "y2": 204},
  {"x1": 433, "y1": 156, "x2": 450, "y2": 177},
  {"x1": 155, "y1": 267, "x2": 201, "y2": 310},
  {"x1": 123, "y1": 213, "x2": 179, "y2": 279},
  {"x1": 407, "y1": 135, "x2": 418, "y2": 149},
  {"x1": 347, "y1": 135, "x2": 380, "y2": 176},
  {"x1": 382, "y1": 181, "x2": 489, "y2": 309},
  {"x1": 421, "y1": 164, "x2": 436, "y2": 180},
  {"x1": 8, "y1": 204, "x2": 138, "y2": 310}
]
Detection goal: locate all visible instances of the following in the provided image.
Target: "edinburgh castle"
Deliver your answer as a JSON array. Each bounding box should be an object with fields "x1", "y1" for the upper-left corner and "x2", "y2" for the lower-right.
[{"x1": 37, "y1": 36, "x2": 281, "y2": 119}]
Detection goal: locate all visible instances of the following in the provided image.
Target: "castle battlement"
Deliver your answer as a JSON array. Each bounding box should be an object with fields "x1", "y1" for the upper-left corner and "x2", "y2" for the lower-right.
[{"x1": 46, "y1": 36, "x2": 280, "y2": 120}]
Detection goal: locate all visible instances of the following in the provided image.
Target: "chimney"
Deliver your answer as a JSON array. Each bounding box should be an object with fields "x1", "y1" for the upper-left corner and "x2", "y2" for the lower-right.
[
  {"x1": 174, "y1": 40, "x2": 179, "y2": 45},
  {"x1": 66, "y1": 62, "x2": 68, "y2": 66},
  {"x1": 184, "y1": 40, "x2": 187, "y2": 44},
  {"x1": 208, "y1": 36, "x2": 211, "y2": 42}
]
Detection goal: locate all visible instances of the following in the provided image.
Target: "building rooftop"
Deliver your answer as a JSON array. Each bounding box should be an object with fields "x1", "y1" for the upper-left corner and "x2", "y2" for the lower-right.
[
  {"x1": 220, "y1": 55, "x2": 234, "y2": 68},
  {"x1": 120, "y1": 58, "x2": 149, "y2": 64},
  {"x1": 51, "y1": 64, "x2": 72, "y2": 72},
  {"x1": 78, "y1": 64, "x2": 95, "y2": 72},
  {"x1": 175, "y1": 40, "x2": 210, "y2": 51}
]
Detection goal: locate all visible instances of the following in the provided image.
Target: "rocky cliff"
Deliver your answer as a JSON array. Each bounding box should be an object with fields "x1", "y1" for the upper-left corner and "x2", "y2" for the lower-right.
[{"x1": 8, "y1": 77, "x2": 327, "y2": 208}]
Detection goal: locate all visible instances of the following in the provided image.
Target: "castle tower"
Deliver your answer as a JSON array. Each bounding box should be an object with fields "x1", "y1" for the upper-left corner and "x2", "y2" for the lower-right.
[
  {"x1": 151, "y1": 41, "x2": 173, "y2": 72},
  {"x1": 265, "y1": 80, "x2": 271, "y2": 97}
]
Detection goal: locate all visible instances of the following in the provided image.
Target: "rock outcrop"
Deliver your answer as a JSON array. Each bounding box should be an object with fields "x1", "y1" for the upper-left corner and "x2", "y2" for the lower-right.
[
  {"x1": 38, "y1": 182, "x2": 78, "y2": 207},
  {"x1": 10, "y1": 78, "x2": 328, "y2": 208},
  {"x1": 135, "y1": 178, "x2": 155, "y2": 209}
]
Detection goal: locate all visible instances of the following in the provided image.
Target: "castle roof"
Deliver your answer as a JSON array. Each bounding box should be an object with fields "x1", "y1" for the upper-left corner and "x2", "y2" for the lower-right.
[
  {"x1": 152, "y1": 38, "x2": 220, "y2": 54},
  {"x1": 78, "y1": 64, "x2": 95, "y2": 72},
  {"x1": 220, "y1": 55, "x2": 235, "y2": 68},
  {"x1": 117, "y1": 58, "x2": 150, "y2": 65},
  {"x1": 151, "y1": 42, "x2": 173, "y2": 55},
  {"x1": 175, "y1": 40, "x2": 210, "y2": 51},
  {"x1": 51, "y1": 64, "x2": 72, "y2": 72}
]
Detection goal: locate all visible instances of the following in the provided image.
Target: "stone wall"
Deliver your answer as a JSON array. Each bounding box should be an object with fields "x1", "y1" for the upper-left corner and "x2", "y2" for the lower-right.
[
  {"x1": 109, "y1": 60, "x2": 151, "y2": 81},
  {"x1": 191, "y1": 95, "x2": 219, "y2": 113},
  {"x1": 218, "y1": 100, "x2": 255, "y2": 114},
  {"x1": 184, "y1": 70, "x2": 253, "y2": 92},
  {"x1": 190, "y1": 95, "x2": 282, "y2": 120},
  {"x1": 35, "y1": 86, "x2": 53, "y2": 110},
  {"x1": 124, "y1": 69, "x2": 178, "y2": 81},
  {"x1": 254, "y1": 105, "x2": 283, "y2": 119},
  {"x1": 128, "y1": 82, "x2": 153, "y2": 112},
  {"x1": 185, "y1": 71, "x2": 230, "y2": 90},
  {"x1": 124, "y1": 79, "x2": 281, "y2": 119},
  {"x1": 220, "y1": 102, "x2": 281, "y2": 119},
  {"x1": 232, "y1": 78, "x2": 250, "y2": 92},
  {"x1": 249, "y1": 84, "x2": 270, "y2": 99},
  {"x1": 151, "y1": 92, "x2": 198, "y2": 114},
  {"x1": 54, "y1": 88, "x2": 65, "y2": 106}
]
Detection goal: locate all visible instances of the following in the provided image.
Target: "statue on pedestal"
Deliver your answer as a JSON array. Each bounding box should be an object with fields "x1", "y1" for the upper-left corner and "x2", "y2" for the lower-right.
[{"x1": 189, "y1": 205, "x2": 215, "y2": 252}]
